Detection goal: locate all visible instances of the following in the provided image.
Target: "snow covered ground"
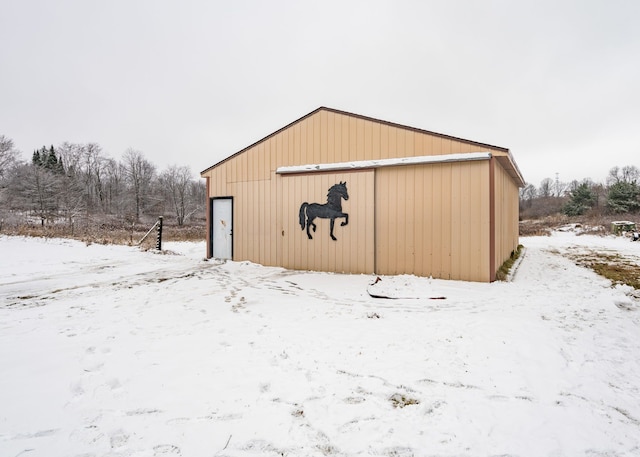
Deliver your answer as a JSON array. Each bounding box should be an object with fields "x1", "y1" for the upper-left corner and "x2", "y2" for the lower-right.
[{"x1": 1, "y1": 232, "x2": 639, "y2": 457}]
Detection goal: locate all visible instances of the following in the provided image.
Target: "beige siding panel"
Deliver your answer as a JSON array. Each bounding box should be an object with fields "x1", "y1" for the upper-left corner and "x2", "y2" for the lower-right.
[
  {"x1": 330, "y1": 111, "x2": 341, "y2": 162},
  {"x1": 414, "y1": 133, "x2": 424, "y2": 156},
  {"x1": 364, "y1": 120, "x2": 373, "y2": 163},
  {"x1": 477, "y1": 162, "x2": 492, "y2": 281},
  {"x1": 431, "y1": 136, "x2": 442, "y2": 155},
  {"x1": 371, "y1": 122, "x2": 381, "y2": 160},
  {"x1": 380, "y1": 123, "x2": 389, "y2": 158},
  {"x1": 413, "y1": 164, "x2": 425, "y2": 273},
  {"x1": 227, "y1": 156, "x2": 234, "y2": 183},
  {"x1": 274, "y1": 130, "x2": 283, "y2": 171},
  {"x1": 327, "y1": 111, "x2": 335, "y2": 164},
  {"x1": 441, "y1": 164, "x2": 453, "y2": 279},
  {"x1": 319, "y1": 110, "x2": 328, "y2": 164},
  {"x1": 431, "y1": 166, "x2": 443, "y2": 278},
  {"x1": 451, "y1": 139, "x2": 464, "y2": 154},
  {"x1": 387, "y1": 126, "x2": 398, "y2": 160},
  {"x1": 287, "y1": 122, "x2": 295, "y2": 166},
  {"x1": 397, "y1": 128, "x2": 408, "y2": 159},
  {"x1": 422, "y1": 133, "x2": 433, "y2": 156},
  {"x1": 375, "y1": 161, "x2": 490, "y2": 281},
  {"x1": 258, "y1": 142, "x2": 266, "y2": 180},
  {"x1": 356, "y1": 118, "x2": 365, "y2": 161},
  {"x1": 460, "y1": 163, "x2": 472, "y2": 279},
  {"x1": 348, "y1": 117, "x2": 357, "y2": 163},
  {"x1": 244, "y1": 149, "x2": 253, "y2": 182},
  {"x1": 313, "y1": 112, "x2": 321, "y2": 164},
  {"x1": 493, "y1": 160, "x2": 520, "y2": 275},
  {"x1": 405, "y1": 164, "x2": 416, "y2": 274},
  {"x1": 422, "y1": 165, "x2": 434, "y2": 275},
  {"x1": 239, "y1": 150, "x2": 248, "y2": 182},
  {"x1": 458, "y1": 162, "x2": 472, "y2": 280},
  {"x1": 386, "y1": 168, "x2": 398, "y2": 273},
  {"x1": 340, "y1": 115, "x2": 350, "y2": 163},
  {"x1": 404, "y1": 129, "x2": 415, "y2": 158},
  {"x1": 266, "y1": 137, "x2": 275, "y2": 172},
  {"x1": 258, "y1": 178, "x2": 266, "y2": 264},
  {"x1": 450, "y1": 164, "x2": 462, "y2": 279},
  {"x1": 240, "y1": 180, "x2": 249, "y2": 260},
  {"x1": 273, "y1": 172, "x2": 282, "y2": 266}
]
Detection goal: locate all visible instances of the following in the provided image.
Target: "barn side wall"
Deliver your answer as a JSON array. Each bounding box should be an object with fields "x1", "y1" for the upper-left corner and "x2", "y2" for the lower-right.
[
  {"x1": 493, "y1": 159, "x2": 521, "y2": 277},
  {"x1": 374, "y1": 161, "x2": 491, "y2": 282}
]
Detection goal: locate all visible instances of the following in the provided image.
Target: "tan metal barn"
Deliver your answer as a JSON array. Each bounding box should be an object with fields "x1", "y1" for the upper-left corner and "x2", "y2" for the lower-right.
[{"x1": 200, "y1": 107, "x2": 525, "y2": 282}]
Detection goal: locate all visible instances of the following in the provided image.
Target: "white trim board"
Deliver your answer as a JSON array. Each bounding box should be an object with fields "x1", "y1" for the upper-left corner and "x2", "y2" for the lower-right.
[{"x1": 276, "y1": 152, "x2": 492, "y2": 174}]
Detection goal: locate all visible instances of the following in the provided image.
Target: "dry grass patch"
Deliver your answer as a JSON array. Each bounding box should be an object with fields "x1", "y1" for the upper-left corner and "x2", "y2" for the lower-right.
[
  {"x1": 567, "y1": 250, "x2": 640, "y2": 290},
  {"x1": 2, "y1": 223, "x2": 205, "y2": 246}
]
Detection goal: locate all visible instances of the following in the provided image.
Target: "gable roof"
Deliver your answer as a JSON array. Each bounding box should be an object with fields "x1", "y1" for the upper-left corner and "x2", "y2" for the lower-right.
[{"x1": 201, "y1": 106, "x2": 524, "y2": 186}]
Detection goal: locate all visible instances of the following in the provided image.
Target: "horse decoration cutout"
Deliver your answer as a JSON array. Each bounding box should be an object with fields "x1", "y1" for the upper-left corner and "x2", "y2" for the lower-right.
[{"x1": 299, "y1": 181, "x2": 349, "y2": 241}]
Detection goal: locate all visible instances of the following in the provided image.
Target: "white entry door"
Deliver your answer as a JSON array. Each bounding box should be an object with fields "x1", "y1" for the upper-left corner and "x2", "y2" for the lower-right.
[{"x1": 212, "y1": 198, "x2": 233, "y2": 259}]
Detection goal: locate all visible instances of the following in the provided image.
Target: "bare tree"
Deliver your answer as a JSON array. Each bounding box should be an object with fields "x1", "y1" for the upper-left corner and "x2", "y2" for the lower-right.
[
  {"x1": 188, "y1": 179, "x2": 206, "y2": 222},
  {"x1": 0, "y1": 136, "x2": 21, "y2": 228},
  {"x1": 103, "y1": 158, "x2": 126, "y2": 216},
  {"x1": 519, "y1": 183, "x2": 537, "y2": 209},
  {"x1": 56, "y1": 142, "x2": 84, "y2": 175},
  {"x1": 122, "y1": 149, "x2": 156, "y2": 221},
  {"x1": 159, "y1": 165, "x2": 193, "y2": 225},
  {"x1": 81, "y1": 143, "x2": 109, "y2": 213},
  {"x1": 55, "y1": 142, "x2": 87, "y2": 228},
  {"x1": 538, "y1": 178, "x2": 553, "y2": 198},
  {"x1": 1, "y1": 135, "x2": 19, "y2": 178},
  {"x1": 607, "y1": 165, "x2": 639, "y2": 186},
  {"x1": 11, "y1": 163, "x2": 61, "y2": 226}
]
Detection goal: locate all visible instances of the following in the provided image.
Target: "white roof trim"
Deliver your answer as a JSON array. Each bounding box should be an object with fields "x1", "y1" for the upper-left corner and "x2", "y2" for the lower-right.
[{"x1": 276, "y1": 152, "x2": 492, "y2": 174}]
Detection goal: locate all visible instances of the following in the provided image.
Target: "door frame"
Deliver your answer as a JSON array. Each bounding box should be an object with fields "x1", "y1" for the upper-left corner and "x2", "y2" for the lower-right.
[{"x1": 209, "y1": 196, "x2": 233, "y2": 259}]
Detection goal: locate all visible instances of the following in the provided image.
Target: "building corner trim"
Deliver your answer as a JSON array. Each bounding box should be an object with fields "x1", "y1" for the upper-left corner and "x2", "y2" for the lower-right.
[{"x1": 489, "y1": 157, "x2": 496, "y2": 281}]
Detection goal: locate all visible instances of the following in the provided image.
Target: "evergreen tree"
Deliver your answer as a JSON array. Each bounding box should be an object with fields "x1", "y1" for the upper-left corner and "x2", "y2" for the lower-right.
[
  {"x1": 563, "y1": 182, "x2": 596, "y2": 216},
  {"x1": 56, "y1": 156, "x2": 65, "y2": 174},
  {"x1": 31, "y1": 145, "x2": 65, "y2": 174},
  {"x1": 607, "y1": 181, "x2": 640, "y2": 213},
  {"x1": 45, "y1": 145, "x2": 58, "y2": 171},
  {"x1": 32, "y1": 150, "x2": 42, "y2": 166}
]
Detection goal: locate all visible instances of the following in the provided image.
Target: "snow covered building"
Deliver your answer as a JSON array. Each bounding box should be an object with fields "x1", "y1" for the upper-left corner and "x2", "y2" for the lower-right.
[{"x1": 200, "y1": 107, "x2": 524, "y2": 282}]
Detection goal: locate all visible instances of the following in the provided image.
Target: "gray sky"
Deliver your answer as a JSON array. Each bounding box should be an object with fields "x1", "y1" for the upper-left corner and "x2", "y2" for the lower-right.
[{"x1": 1, "y1": 0, "x2": 639, "y2": 187}]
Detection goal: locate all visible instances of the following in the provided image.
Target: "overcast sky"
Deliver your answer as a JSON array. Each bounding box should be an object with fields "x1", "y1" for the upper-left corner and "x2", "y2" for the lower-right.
[{"x1": 1, "y1": 0, "x2": 639, "y2": 187}]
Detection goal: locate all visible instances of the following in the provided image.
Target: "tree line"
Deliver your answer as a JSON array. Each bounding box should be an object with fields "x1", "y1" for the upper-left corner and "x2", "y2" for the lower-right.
[
  {"x1": 3, "y1": 131, "x2": 638, "y2": 231},
  {"x1": 520, "y1": 165, "x2": 640, "y2": 219},
  {"x1": 0, "y1": 134, "x2": 205, "y2": 232}
]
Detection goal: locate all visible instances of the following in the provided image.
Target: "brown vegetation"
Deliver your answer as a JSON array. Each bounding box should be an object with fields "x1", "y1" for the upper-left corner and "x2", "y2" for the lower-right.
[
  {"x1": 566, "y1": 250, "x2": 640, "y2": 290},
  {"x1": 519, "y1": 215, "x2": 636, "y2": 237},
  {"x1": 1, "y1": 220, "x2": 205, "y2": 246}
]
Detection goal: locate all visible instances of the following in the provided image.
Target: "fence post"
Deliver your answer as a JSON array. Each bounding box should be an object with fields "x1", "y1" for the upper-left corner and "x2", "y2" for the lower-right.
[{"x1": 156, "y1": 216, "x2": 163, "y2": 250}]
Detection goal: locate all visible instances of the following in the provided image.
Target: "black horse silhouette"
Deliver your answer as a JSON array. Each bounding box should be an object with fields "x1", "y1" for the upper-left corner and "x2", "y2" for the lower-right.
[{"x1": 299, "y1": 182, "x2": 349, "y2": 241}]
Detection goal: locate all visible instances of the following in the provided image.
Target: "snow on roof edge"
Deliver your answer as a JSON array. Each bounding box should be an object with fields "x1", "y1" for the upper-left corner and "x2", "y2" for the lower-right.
[{"x1": 276, "y1": 152, "x2": 492, "y2": 174}]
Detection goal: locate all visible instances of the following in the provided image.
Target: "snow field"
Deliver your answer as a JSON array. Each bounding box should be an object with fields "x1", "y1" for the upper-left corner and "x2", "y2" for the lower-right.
[{"x1": 1, "y1": 233, "x2": 639, "y2": 456}]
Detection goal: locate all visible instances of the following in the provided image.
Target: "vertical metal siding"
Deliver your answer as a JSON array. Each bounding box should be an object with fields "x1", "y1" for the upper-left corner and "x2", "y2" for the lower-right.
[
  {"x1": 375, "y1": 161, "x2": 490, "y2": 282},
  {"x1": 493, "y1": 161, "x2": 520, "y2": 275}
]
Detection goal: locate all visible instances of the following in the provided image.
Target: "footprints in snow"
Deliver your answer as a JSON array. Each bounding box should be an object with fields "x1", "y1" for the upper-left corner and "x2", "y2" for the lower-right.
[
  {"x1": 154, "y1": 444, "x2": 182, "y2": 455},
  {"x1": 225, "y1": 287, "x2": 247, "y2": 313}
]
